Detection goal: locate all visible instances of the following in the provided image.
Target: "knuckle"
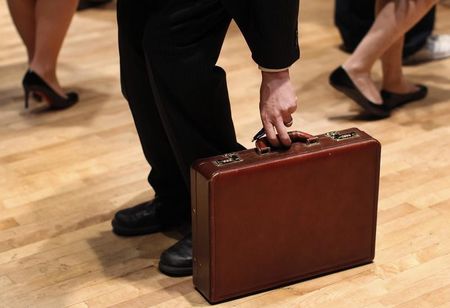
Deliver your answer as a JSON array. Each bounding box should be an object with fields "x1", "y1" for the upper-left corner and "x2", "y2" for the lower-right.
[
  {"x1": 280, "y1": 107, "x2": 289, "y2": 114},
  {"x1": 262, "y1": 110, "x2": 274, "y2": 119},
  {"x1": 269, "y1": 139, "x2": 279, "y2": 147},
  {"x1": 270, "y1": 111, "x2": 281, "y2": 119},
  {"x1": 261, "y1": 114, "x2": 270, "y2": 123},
  {"x1": 281, "y1": 136, "x2": 292, "y2": 146},
  {"x1": 289, "y1": 106, "x2": 297, "y2": 113}
]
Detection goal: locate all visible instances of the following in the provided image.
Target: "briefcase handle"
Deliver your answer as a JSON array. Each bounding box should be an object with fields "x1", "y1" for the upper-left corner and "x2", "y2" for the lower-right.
[{"x1": 255, "y1": 131, "x2": 319, "y2": 155}]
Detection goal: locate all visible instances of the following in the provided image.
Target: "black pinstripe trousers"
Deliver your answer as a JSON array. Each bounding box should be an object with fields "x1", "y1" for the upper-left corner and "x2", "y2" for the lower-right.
[{"x1": 117, "y1": 0, "x2": 245, "y2": 220}]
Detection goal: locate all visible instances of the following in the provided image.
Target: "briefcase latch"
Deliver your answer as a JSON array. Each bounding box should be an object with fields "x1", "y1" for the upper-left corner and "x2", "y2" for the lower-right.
[
  {"x1": 213, "y1": 153, "x2": 243, "y2": 166},
  {"x1": 326, "y1": 131, "x2": 358, "y2": 141}
]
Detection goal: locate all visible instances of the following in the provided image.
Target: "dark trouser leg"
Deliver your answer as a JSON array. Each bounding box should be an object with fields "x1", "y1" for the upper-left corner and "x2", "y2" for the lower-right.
[
  {"x1": 403, "y1": 7, "x2": 435, "y2": 58},
  {"x1": 117, "y1": 0, "x2": 190, "y2": 221},
  {"x1": 117, "y1": 0, "x2": 244, "y2": 221},
  {"x1": 141, "y1": 0, "x2": 244, "y2": 186},
  {"x1": 334, "y1": 0, "x2": 375, "y2": 53},
  {"x1": 335, "y1": 0, "x2": 435, "y2": 58},
  {"x1": 123, "y1": 0, "x2": 245, "y2": 276}
]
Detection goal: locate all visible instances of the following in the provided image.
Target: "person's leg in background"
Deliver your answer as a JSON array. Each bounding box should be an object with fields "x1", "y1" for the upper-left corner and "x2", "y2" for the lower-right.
[
  {"x1": 334, "y1": 0, "x2": 376, "y2": 53},
  {"x1": 7, "y1": 0, "x2": 79, "y2": 109},
  {"x1": 403, "y1": 7, "x2": 435, "y2": 58},
  {"x1": 343, "y1": 0, "x2": 437, "y2": 99},
  {"x1": 403, "y1": 7, "x2": 450, "y2": 64},
  {"x1": 334, "y1": 0, "x2": 450, "y2": 64},
  {"x1": 380, "y1": 37, "x2": 413, "y2": 93},
  {"x1": 379, "y1": 33, "x2": 429, "y2": 110},
  {"x1": 7, "y1": 0, "x2": 36, "y2": 62},
  {"x1": 8, "y1": 0, "x2": 78, "y2": 96},
  {"x1": 30, "y1": 0, "x2": 78, "y2": 97},
  {"x1": 330, "y1": 0, "x2": 438, "y2": 118},
  {"x1": 115, "y1": 0, "x2": 244, "y2": 276}
]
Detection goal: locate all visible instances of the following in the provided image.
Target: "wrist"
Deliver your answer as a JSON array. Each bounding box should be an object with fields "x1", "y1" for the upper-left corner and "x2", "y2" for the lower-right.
[{"x1": 261, "y1": 69, "x2": 290, "y2": 81}]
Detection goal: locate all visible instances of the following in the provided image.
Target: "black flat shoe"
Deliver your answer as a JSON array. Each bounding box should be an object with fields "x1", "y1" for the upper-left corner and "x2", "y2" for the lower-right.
[
  {"x1": 159, "y1": 233, "x2": 193, "y2": 277},
  {"x1": 329, "y1": 66, "x2": 390, "y2": 118},
  {"x1": 381, "y1": 84, "x2": 428, "y2": 110},
  {"x1": 112, "y1": 197, "x2": 190, "y2": 236},
  {"x1": 22, "y1": 70, "x2": 78, "y2": 110}
]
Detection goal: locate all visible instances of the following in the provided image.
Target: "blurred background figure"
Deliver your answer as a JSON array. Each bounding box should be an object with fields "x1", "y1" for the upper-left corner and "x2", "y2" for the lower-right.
[
  {"x1": 330, "y1": 0, "x2": 439, "y2": 119},
  {"x1": 7, "y1": 0, "x2": 79, "y2": 110},
  {"x1": 77, "y1": 0, "x2": 112, "y2": 11},
  {"x1": 335, "y1": 1, "x2": 450, "y2": 65}
]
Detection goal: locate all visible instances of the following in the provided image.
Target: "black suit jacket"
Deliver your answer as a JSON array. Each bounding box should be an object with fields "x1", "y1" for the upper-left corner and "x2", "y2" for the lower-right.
[{"x1": 222, "y1": 0, "x2": 300, "y2": 69}]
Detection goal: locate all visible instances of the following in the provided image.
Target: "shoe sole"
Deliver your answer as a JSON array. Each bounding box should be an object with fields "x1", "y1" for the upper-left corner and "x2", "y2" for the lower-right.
[
  {"x1": 158, "y1": 262, "x2": 193, "y2": 277},
  {"x1": 111, "y1": 219, "x2": 163, "y2": 236}
]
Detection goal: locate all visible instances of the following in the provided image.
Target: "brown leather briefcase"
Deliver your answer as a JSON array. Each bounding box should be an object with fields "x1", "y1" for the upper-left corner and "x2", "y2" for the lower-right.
[{"x1": 191, "y1": 128, "x2": 381, "y2": 304}]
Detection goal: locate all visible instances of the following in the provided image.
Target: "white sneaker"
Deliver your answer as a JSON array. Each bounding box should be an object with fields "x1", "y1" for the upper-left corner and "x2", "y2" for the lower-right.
[{"x1": 403, "y1": 34, "x2": 450, "y2": 65}]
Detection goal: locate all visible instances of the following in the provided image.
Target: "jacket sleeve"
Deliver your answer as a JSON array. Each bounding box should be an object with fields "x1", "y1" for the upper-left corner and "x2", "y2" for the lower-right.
[{"x1": 221, "y1": 0, "x2": 300, "y2": 70}]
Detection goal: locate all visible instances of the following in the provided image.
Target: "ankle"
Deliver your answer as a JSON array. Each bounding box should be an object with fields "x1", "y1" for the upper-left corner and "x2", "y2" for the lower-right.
[
  {"x1": 383, "y1": 82, "x2": 402, "y2": 92},
  {"x1": 28, "y1": 64, "x2": 57, "y2": 82},
  {"x1": 382, "y1": 79, "x2": 418, "y2": 93},
  {"x1": 27, "y1": 64, "x2": 67, "y2": 97},
  {"x1": 342, "y1": 61, "x2": 371, "y2": 77}
]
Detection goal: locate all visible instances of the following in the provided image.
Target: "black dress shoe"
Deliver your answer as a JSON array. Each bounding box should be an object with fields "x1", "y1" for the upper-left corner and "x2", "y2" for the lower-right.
[
  {"x1": 329, "y1": 66, "x2": 391, "y2": 119},
  {"x1": 159, "y1": 233, "x2": 193, "y2": 277},
  {"x1": 381, "y1": 84, "x2": 428, "y2": 110},
  {"x1": 112, "y1": 198, "x2": 188, "y2": 236}
]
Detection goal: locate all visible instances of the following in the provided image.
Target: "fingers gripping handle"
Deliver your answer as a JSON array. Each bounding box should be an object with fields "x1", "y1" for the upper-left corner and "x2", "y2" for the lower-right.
[{"x1": 255, "y1": 131, "x2": 319, "y2": 154}]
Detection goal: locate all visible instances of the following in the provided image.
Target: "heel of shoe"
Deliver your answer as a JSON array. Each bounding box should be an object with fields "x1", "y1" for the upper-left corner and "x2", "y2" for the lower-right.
[
  {"x1": 24, "y1": 88, "x2": 30, "y2": 109},
  {"x1": 22, "y1": 70, "x2": 78, "y2": 110}
]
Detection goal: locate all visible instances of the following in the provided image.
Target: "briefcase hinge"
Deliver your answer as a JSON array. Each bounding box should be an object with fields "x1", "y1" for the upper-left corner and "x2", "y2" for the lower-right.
[
  {"x1": 326, "y1": 131, "x2": 358, "y2": 141},
  {"x1": 213, "y1": 153, "x2": 243, "y2": 166}
]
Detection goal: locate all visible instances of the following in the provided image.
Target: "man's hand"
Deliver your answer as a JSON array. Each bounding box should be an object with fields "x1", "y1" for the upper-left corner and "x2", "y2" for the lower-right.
[{"x1": 259, "y1": 69, "x2": 298, "y2": 147}]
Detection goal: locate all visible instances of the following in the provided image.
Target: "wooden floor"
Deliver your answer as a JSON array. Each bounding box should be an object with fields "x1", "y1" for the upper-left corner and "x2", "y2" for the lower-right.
[{"x1": 1, "y1": 1, "x2": 450, "y2": 307}]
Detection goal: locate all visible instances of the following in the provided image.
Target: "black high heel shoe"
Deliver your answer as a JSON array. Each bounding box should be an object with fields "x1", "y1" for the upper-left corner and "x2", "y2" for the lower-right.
[
  {"x1": 329, "y1": 66, "x2": 390, "y2": 118},
  {"x1": 32, "y1": 92, "x2": 43, "y2": 102},
  {"x1": 22, "y1": 70, "x2": 78, "y2": 110}
]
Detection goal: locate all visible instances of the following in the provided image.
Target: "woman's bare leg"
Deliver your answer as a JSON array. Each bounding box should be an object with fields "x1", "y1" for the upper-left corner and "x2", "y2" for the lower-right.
[
  {"x1": 7, "y1": 0, "x2": 37, "y2": 63},
  {"x1": 29, "y1": 0, "x2": 78, "y2": 96},
  {"x1": 381, "y1": 36, "x2": 419, "y2": 93},
  {"x1": 343, "y1": 0, "x2": 438, "y2": 104}
]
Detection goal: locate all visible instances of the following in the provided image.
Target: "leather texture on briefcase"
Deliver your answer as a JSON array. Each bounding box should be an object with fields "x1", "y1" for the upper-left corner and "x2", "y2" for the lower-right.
[{"x1": 191, "y1": 128, "x2": 381, "y2": 304}]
